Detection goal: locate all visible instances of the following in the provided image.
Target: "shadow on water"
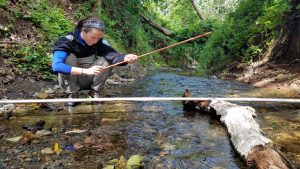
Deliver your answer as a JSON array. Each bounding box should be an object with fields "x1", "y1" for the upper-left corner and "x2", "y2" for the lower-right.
[{"x1": 0, "y1": 69, "x2": 299, "y2": 168}]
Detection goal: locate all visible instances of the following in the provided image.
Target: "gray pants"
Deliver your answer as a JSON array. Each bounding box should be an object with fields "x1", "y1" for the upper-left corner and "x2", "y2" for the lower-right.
[{"x1": 58, "y1": 54, "x2": 112, "y2": 94}]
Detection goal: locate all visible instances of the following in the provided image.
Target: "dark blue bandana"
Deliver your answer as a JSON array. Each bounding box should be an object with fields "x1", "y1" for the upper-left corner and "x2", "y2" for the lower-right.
[{"x1": 82, "y1": 20, "x2": 105, "y2": 32}]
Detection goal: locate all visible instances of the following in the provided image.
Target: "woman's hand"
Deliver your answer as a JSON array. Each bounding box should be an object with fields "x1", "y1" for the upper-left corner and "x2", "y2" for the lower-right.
[
  {"x1": 83, "y1": 66, "x2": 105, "y2": 75},
  {"x1": 124, "y1": 54, "x2": 138, "y2": 64}
]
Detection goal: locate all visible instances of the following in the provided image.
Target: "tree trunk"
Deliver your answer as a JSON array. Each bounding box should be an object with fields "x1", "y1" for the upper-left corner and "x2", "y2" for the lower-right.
[
  {"x1": 269, "y1": 1, "x2": 300, "y2": 63},
  {"x1": 92, "y1": 0, "x2": 101, "y2": 13},
  {"x1": 140, "y1": 13, "x2": 174, "y2": 37},
  {"x1": 191, "y1": 0, "x2": 205, "y2": 20},
  {"x1": 208, "y1": 100, "x2": 294, "y2": 169}
]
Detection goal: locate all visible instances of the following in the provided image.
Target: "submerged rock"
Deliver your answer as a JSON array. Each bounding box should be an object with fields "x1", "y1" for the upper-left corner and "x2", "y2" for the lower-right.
[
  {"x1": 0, "y1": 104, "x2": 15, "y2": 115},
  {"x1": 22, "y1": 120, "x2": 45, "y2": 132}
]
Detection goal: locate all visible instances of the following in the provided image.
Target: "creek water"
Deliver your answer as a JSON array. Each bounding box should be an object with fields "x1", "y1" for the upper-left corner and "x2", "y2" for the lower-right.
[{"x1": 0, "y1": 70, "x2": 299, "y2": 168}]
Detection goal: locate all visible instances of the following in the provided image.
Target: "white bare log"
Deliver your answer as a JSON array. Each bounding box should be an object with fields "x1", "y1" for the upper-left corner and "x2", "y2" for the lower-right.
[
  {"x1": 210, "y1": 100, "x2": 291, "y2": 169},
  {"x1": 210, "y1": 100, "x2": 271, "y2": 156}
]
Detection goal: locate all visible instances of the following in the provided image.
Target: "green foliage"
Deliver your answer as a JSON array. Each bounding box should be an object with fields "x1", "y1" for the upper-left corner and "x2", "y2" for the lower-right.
[
  {"x1": 131, "y1": 27, "x2": 152, "y2": 54},
  {"x1": 100, "y1": 11, "x2": 127, "y2": 52},
  {"x1": 198, "y1": 0, "x2": 292, "y2": 73},
  {"x1": 297, "y1": 3, "x2": 300, "y2": 10},
  {"x1": 0, "y1": 0, "x2": 7, "y2": 8},
  {"x1": 163, "y1": 0, "x2": 201, "y2": 32},
  {"x1": 100, "y1": 0, "x2": 163, "y2": 66},
  {"x1": 142, "y1": 0, "x2": 221, "y2": 68},
  {"x1": 26, "y1": 0, "x2": 73, "y2": 43},
  {"x1": 9, "y1": 0, "x2": 72, "y2": 79},
  {"x1": 74, "y1": 1, "x2": 94, "y2": 19},
  {"x1": 11, "y1": 44, "x2": 56, "y2": 80},
  {"x1": 145, "y1": 0, "x2": 291, "y2": 72},
  {"x1": 256, "y1": 0, "x2": 291, "y2": 31},
  {"x1": 11, "y1": 7, "x2": 22, "y2": 18}
]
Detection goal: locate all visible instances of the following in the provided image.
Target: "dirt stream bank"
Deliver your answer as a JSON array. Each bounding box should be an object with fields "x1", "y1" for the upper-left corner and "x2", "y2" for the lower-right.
[{"x1": 218, "y1": 62, "x2": 300, "y2": 98}]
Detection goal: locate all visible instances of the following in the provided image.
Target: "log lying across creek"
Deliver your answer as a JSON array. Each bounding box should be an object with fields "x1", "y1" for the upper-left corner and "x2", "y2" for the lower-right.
[
  {"x1": 208, "y1": 100, "x2": 294, "y2": 169},
  {"x1": 182, "y1": 89, "x2": 294, "y2": 169}
]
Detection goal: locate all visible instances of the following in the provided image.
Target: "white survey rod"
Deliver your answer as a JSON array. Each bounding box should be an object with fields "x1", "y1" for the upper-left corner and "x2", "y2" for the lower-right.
[{"x1": 1, "y1": 97, "x2": 300, "y2": 104}]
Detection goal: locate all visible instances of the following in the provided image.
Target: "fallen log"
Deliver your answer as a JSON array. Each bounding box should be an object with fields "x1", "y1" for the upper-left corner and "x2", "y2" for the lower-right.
[
  {"x1": 209, "y1": 100, "x2": 293, "y2": 169},
  {"x1": 182, "y1": 89, "x2": 294, "y2": 169}
]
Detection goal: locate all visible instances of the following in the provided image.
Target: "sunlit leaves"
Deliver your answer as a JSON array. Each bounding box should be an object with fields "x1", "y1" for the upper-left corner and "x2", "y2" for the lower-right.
[
  {"x1": 198, "y1": 0, "x2": 292, "y2": 73},
  {"x1": 256, "y1": 0, "x2": 291, "y2": 30}
]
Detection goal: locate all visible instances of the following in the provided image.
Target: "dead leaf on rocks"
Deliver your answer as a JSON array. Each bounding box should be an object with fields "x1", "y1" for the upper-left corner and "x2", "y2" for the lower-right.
[
  {"x1": 6, "y1": 136, "x2": 22, "y2": 142},
  {"x1": 54, "y1": 143, "x2": 62, "y2": 154},
  {"x1": 37, "y1": 92, "x2": 49, "y2": 99},
  {"x1": 25, "y1": 158, "x2": 32, "y2": 162},
  {"x1": 41, "y1": 148, "x2": 54, "y2": 154},
  {"x1": 74, "y1": 143, "x2": 84, "y2": 149},
  {"x1": 36, "y1": 129, "x2": 52, "y2": 136},
  {"x1": 18, "y1": 131, "x2": 41, "y2": 144},
  {"x1": 65, "y1": 129, "x2": 87, "y2": 134},
  {"x1": 84, "y1": 136, "x2": 96, "y2": 145},
  {"x1": 31, "y1": 139, "x2": 40, "y2": 144},
  {"x1": 101, "y1": 118, "x2": 118, "y2": 123}
]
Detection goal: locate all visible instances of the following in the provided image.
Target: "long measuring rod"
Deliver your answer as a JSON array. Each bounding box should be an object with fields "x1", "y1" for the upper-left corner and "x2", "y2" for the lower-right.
[{"x1": 1, "y1": 97, "x2": 300, "y2": 104}]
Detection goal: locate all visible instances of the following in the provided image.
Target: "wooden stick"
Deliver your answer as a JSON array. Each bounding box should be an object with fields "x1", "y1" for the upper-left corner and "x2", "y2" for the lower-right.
[{"x1": 103, "y1": 32, "x2": 212, "y2": 70}]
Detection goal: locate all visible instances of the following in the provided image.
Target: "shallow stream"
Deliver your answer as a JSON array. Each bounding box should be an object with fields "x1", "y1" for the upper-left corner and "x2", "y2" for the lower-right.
[{"x1": 0, "y1": 70, "x2": 299, "y2": 168}]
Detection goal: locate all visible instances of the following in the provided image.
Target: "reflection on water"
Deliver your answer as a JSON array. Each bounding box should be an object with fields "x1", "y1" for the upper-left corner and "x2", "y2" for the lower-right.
[{"x1": 0, "y1": 70, "x2": 299, "y2": 168}]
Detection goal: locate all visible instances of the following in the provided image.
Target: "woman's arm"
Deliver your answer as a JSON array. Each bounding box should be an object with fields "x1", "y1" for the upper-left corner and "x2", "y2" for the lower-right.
[
  {"x1": 52, "y1": 51, "x2": 104, "y2": 75},
  {"x1": 52, "y1": 51, "x2": 72, "y2": 74}
]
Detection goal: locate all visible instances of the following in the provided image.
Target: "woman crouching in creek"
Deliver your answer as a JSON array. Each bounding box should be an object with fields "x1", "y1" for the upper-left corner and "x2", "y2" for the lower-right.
[{"x1": 52, "y1": 16, "x2": 138, "y2": 107}]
